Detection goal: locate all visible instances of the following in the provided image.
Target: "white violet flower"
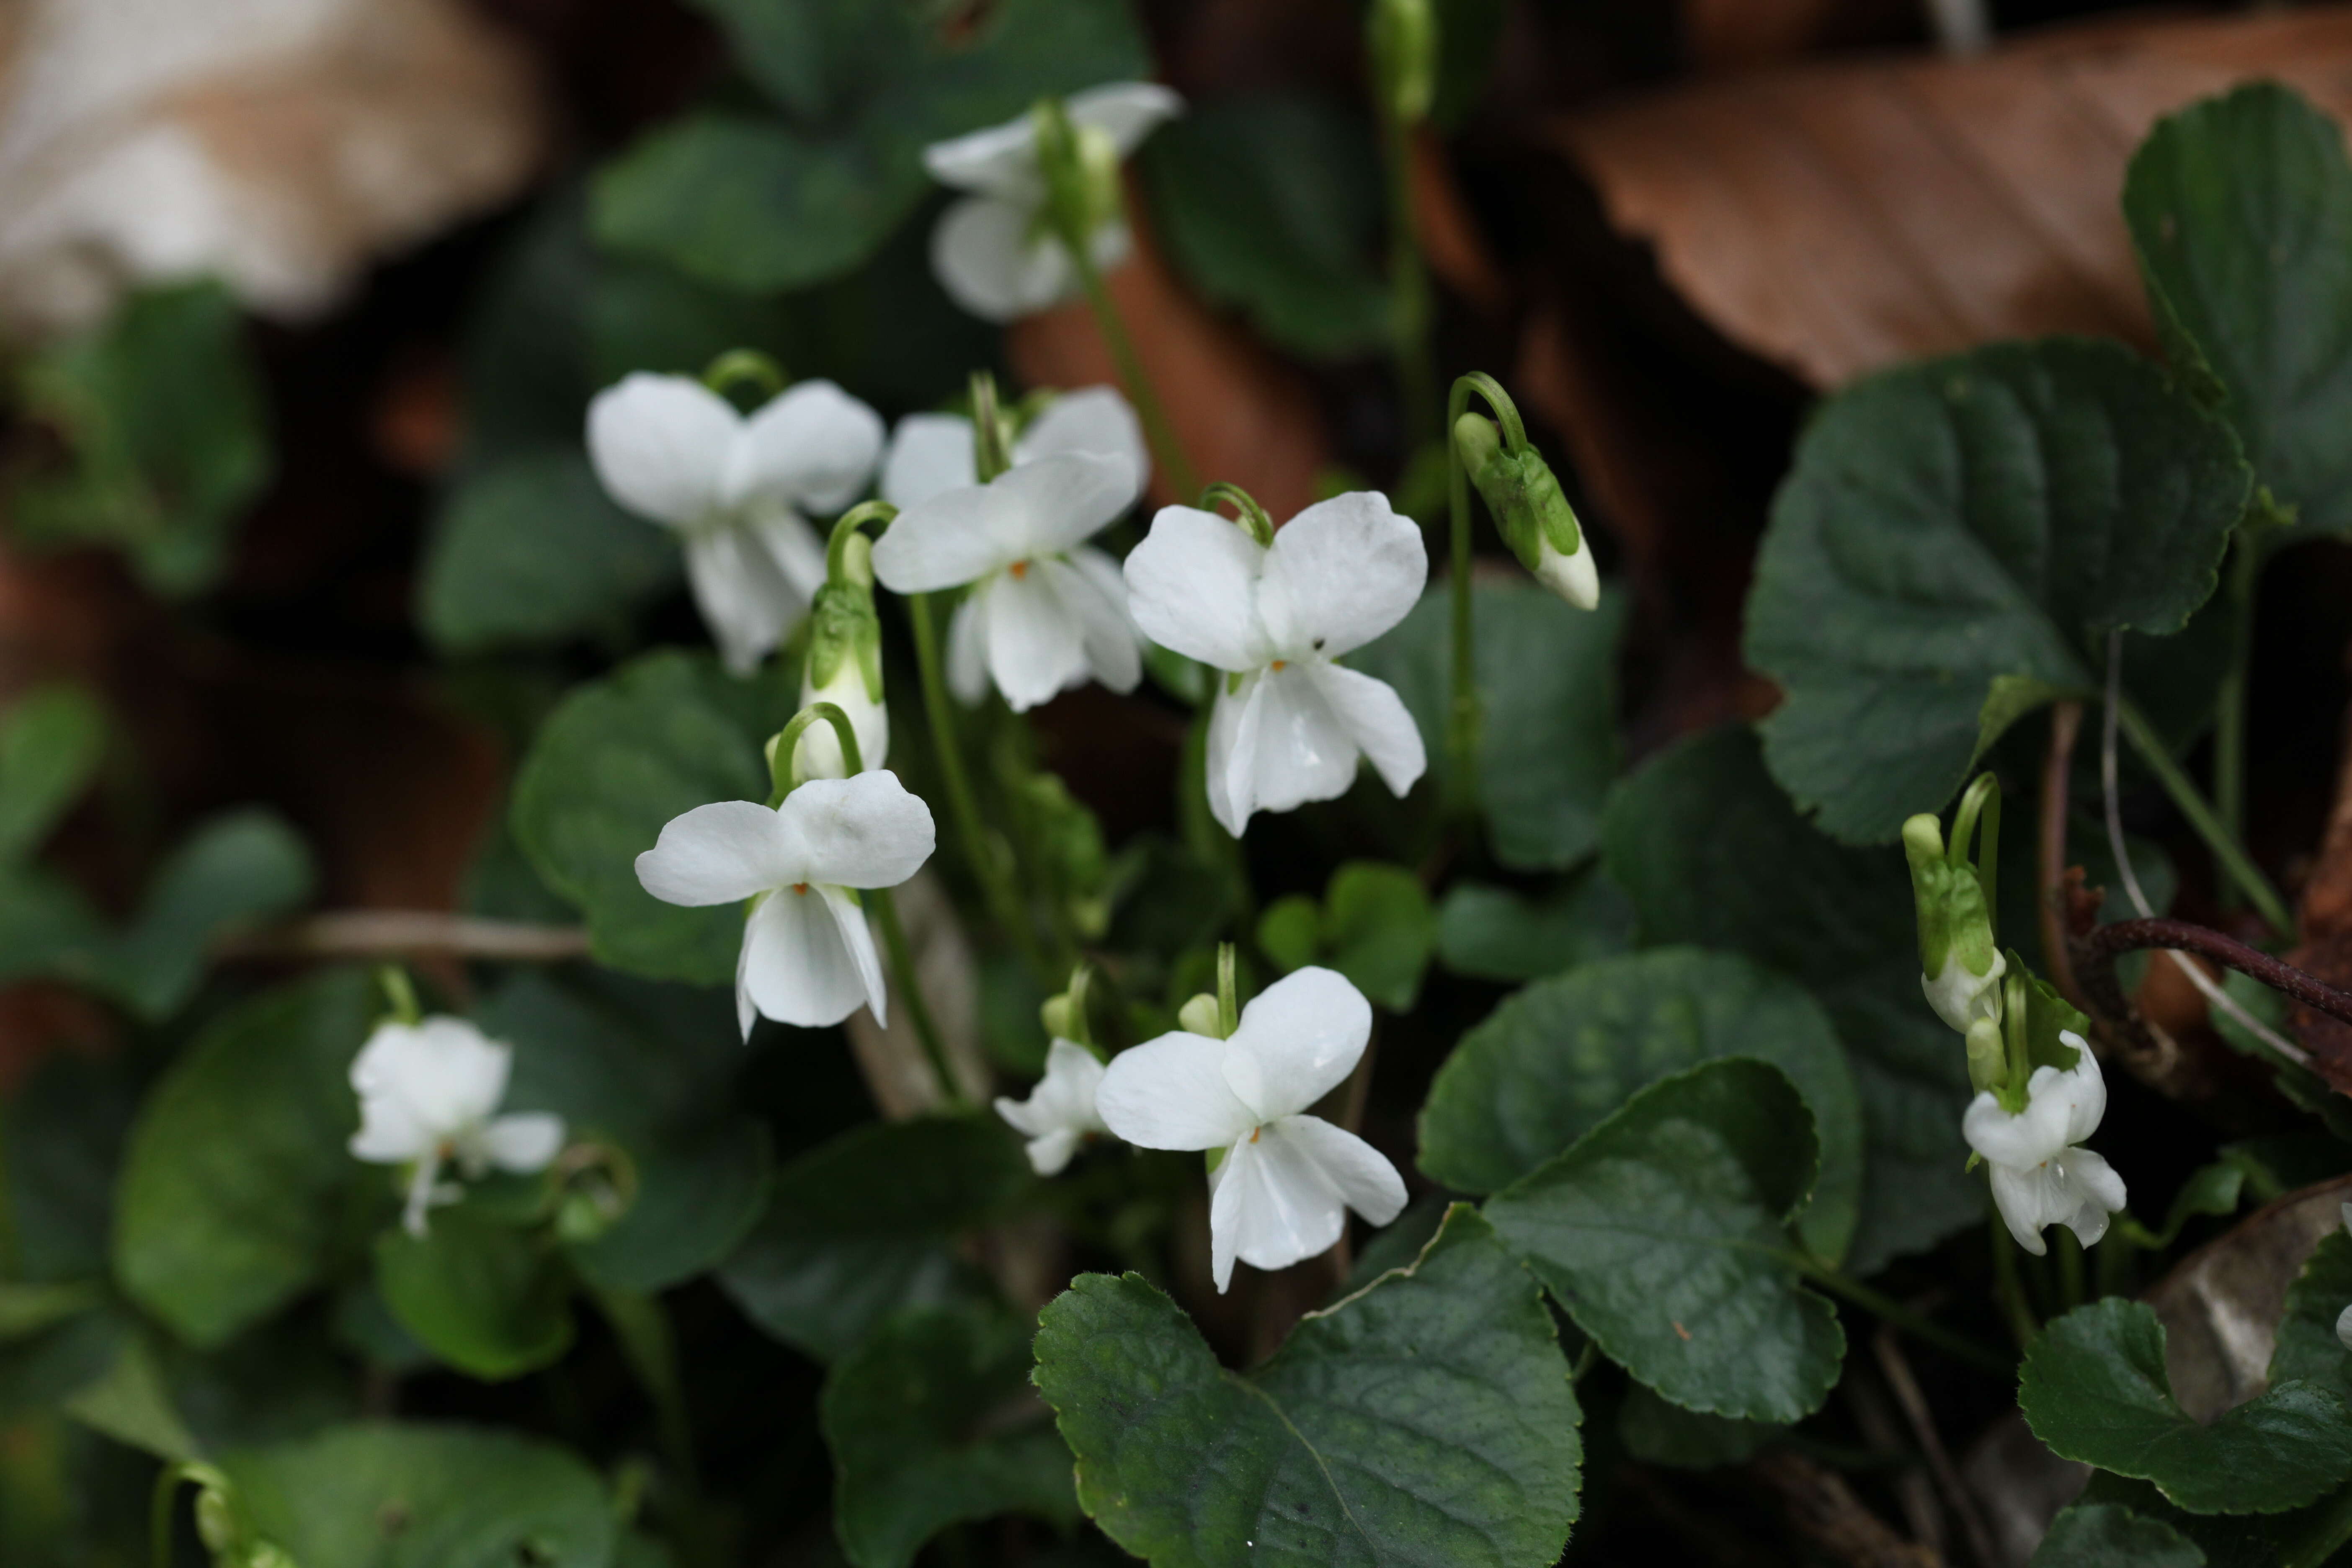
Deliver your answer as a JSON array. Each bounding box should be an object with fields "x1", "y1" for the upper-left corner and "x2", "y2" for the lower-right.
[
  {"x1": 923, "y1": 82, "x2": 1182, "y2": 322},
  {"x1": 793, "y1": 655, "x2": 888, "y2": 781},
  {"x1": 994, "y1": 1038, "x2": 1111, "y2": 1176},
  {"x1": 349, "y1": 1016, "x2": 567, "y2": 1238},
  {"x1": 1094, "y1": 967, "x2": 1406, "y2": 1292},
  {"x1": 1924, "y1": 947, "x2": 2007, "y2": 1036},
  {"x1": 1123, "y1": 492, "x2": 1428, "y2": 837},
  {"x1": 869, "y1": 454, "x2": 1142, "y2": 712},
  {"x1": 881, "y1": 386, "x2": 1148, "y2": 513},
  {"x1": 587, "y1": 374, "x2": 885, "y2": 673},
  {"x1": 635, "y1": 772, "x2": 936, "y2": 1039},
  {"x1": 1962, "y1": 1034, "x2": 2126, "y2": 1257}
]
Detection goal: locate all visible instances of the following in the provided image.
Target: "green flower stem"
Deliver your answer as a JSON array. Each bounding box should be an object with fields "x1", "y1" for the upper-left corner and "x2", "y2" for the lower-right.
[
  {"x1": 1990, "y1": 1211, "x2": 2039, "y2": 1353},
  {"x1": 2283, "y1": 1480, "x2": 2352, "y2": 1568},
  {"x1": 2053, "y1": 1228, "x2": 2086, "y2": 1313},
  {"x1": 1443, "y1": 379, "x2": 1479, "y2": 824},
  {"x1": 150, "y1": 1466, "x2": 184, "y2": 1568},
  {"x1": 2213, "y1": 544, "x2": 2260, "y2": 910},
  {"x1": 870, "y1": 885, "x2": 963, "y2": 1109},
  {"x1": 906, "y1": 590, "x2": 1048, "y2": 979},
  {"x1": 1568, "y1": 1340, "x2": 1600, "y2": 1382},
  {"x1": 1783, "y1": 1246, "x2": 2012, "y2": 1376},
  {"x1": 2115, "y1": 696, "x2": 2294, "y2": 936},
  {"x1": 1061, "y1": 235, "x2": 1201, "y2": 501}
]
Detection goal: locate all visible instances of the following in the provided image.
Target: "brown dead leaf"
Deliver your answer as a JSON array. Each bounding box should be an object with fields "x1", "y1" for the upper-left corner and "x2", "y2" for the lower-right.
[
  {"x1": 1008, "y1": 199, "x2": 1332, "y2": 519},
  {"x1": 1549, "y1": 8, "x2": 2352, "y2": 389}
]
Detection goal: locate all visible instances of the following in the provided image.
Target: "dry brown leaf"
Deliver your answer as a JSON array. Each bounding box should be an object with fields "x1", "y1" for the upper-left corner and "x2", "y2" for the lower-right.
[{"x1": 1550, "y1": 8, "x2": 2352, "y2": 389}]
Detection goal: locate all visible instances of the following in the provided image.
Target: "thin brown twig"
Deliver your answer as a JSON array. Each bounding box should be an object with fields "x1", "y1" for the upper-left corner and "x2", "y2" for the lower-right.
[
  {"x1": 1749, "y1": 1450, "x2": 1941, "y2": 1568},
  {"x1": 217, "y1": 911, "x2": 591, "y2": 962},
  {"x1": 1873, "y1": 1326, "x2": 1999, "y2": 1568}
]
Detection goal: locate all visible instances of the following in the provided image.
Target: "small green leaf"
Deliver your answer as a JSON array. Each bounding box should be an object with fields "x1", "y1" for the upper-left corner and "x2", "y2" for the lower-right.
[
  {"x1": 375, "y1": 1212, "x2": 575, "y2": 1382},
  {"x1": 1483, "y1": 1059, "x2": 1843, "y2": 1424},
  {"x1": 1321, "y1": 861, "x2": 1436, "y2": 1011},
  {"x1": 1034, "y1": 1205, "x2": 1581, "y2": 1568},
  {"x1": 1434, "y1": 870, "x2": 1634, "y2": 983},
  {"x1": 420, "y1": 451, "x2": 681, "y2": 654},
  {"x1": 116, "y1": 970, "x2": 374, "y2": 1347},
  {"x1": 1351, "y1": 581, "x2": 1625, "y2": 870},
  {"x1": 1254, "y1": 895, "x2": 1320, "y2": 974},
  {"x1": 687, "y1": 0, "x2": 924, "y2": 122},
  {"x1": 2125, "y1": 83, "x2": 2352, "y2": 542},
  {"x1": 511, "y1": 649, "x2": 793, "y2": 985},
  {"x1": 823, "y1": 1306, "x2": 1081, "y2": 1568},
  {"x1": 2076, "y1": 1473, "x2": 2352, "y2": 1567},
  {"x1": 2032, "y1": 1502, "x2": 2207, "y2": 1567},
  {"x1": 0, "y1": 683, "x2": 106, "y2": 864},
  {"x1": 3, "y1": 1050, "x2": 137, "y2": 1283},
  {"x1": 1421, "y1": 947, "x2": 1862, "y2": 1262},
  {"x1": 99, "y1": 808, "x2": 315, "y2": 1019},
  {"x1": 720, "y1": 1115, "x2": 1027, "y2": 1360},
  {"x1": 219, "y1": 1422, "x2": 616, "y2": 1568},
  {"x1": 2124, "y1": 1162, "x2": 2246, "y2": 1252},
  {"x1": 1746, "y1": 337, "x2": 2250, "y2": 844},
  {"x1": 2269, "y1": 1226, "x2": 2352, "y2": 1403},
  {"x1": 1601, "y1": 725, "x2": 1976, "y2": 1275},
  {"x1": 2020, "y1": 1297, "x2": 2352, "y2": 1513},
  {"x1": 1617, "y1": 1381, "x2": 1778, "y2": 1470},
  {"x1": 1140, "y1": 96, "x2": 1390, "y2": 359},
  {"x1": 61, "y1": 1327, "x2": 201, "y2": 1461}
]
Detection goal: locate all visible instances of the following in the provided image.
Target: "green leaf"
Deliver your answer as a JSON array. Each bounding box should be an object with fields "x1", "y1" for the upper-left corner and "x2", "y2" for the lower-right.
[
  {"x1": 2032, "y1": 1502, "x2": 2207, "y2": 1567},
  {"x1": 4, "y1": 1051, "x2": 137, "y2": 1282},
  {"x1": 1616, "y1": 1381, "x2": 1778, "y2": 1470},
  {"x1": 420, "y1": 451, "x2": 681, "y2": 654},
  {"x1": 2076, "y1": 1473, "x2": 2352, "y2": 1568},
  {"x1": 1434, "y1": 869, "x2": 1634, "y2": 984},
  {"x1": 2020, "y1": 1297, "x2": 2352, "y2": 1513},
  {"x1": 1746, "y1": 337, "x2": 2250, "y2": 844},
  {"x1": 2269, "y1": 1225, "x2": 2352, "y2": 1403},
  {"x1": 1483, "y1": 1059, "x2": 1843, "y2": 1423},
  {"x1": 0, "y1": 683, "x2": 105, "y2": 864},
  {"x1": 99, "y1": 808, "x2": 314, "y2": 1019},
  {"x1": 478, "y1": 971, "x2": 772, "y2": 1292},
  {"x1": 1255, "y1": 895, "x2": 1320, "y2": 974},
  {"x1": 219, "y1": 1422, "x2": 615, "y2": 1568},
  {"x1": 822, "y1": 1306, "x2": 1081, "y2": 1568},
  {"x1": 115, "y1": 970, "x2": 374, "y2": 1347},
  {"x1": 1351, "y1": 581, "x2": 1625, "y2": 870},
  {"x1": 7, "y1": 280, "x2": 271, "y2": 595},
  {"x1": 1034, "y1": 1205, "x2": 1581, "y2": 1567},
  {"x1": 511, "y1": 649, "x2": 792, "y2": 984},
  {"x1": 1140, "y1": 96, "x2": 1390, "y2": 359},
  {"x1": 1601, "y1": 725, "x2": 1976, "y2": 1275},
  {"x1": 1257, "y1": 861, "x2": 1436, "y2": 1011},
  {"x1": 2124, "y1": 83, "x2": 2352, "y2": 542},
  {"x1": 1421, "y1": 947, "x2": 1862, "y2": 1262},
  {"x1": 687, "y1": 0, "x2": 924, "y2": 123},
  {"x1": 720, "y1": 1115, "x2": 1028, "y2": 1360},
  {"x1": 374, "y1": 1212, "x2": 574, "y2": 1382},
  {"x1": 2124, "y1": 1162, "x2": 2245, "y2": 1252},
  {"x1": 62, "y1": 1328, "x2": 201, "y2": 1461}
]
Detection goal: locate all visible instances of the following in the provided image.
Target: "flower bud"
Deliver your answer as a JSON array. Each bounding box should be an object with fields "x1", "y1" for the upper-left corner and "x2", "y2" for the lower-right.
[
  {"x1": 1177, "y1": 992, "x2": 1223, "y2": 1038},
  {"x1": 1032, "y1": 98, "x2": 1124, "y2": 250},
  {"x1": 794, "y1": 565, "x2": 887, "y2": 781},
  {"x1": 1368, "y1": 0, "x2": 1437, "y2": 125},
  {"x1": 1454, "y1": 412, "x2": 1598, "y2": 609},
  {"x1": 1901, "y1": 812, "x2": 2004, "y2": 1034},
  {"x1": 1041, "y1": 992, "x2": 1078, "y2": 1043},
  {"x1": 1965, "y1": 1014, "x2": 2006, "y2": 1096}
]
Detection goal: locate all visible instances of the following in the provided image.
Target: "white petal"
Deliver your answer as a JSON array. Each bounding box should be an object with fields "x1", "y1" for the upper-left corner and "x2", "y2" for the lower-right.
[
  {"x1": 773, "y1": 772, "x2": 936, "y2": 890},
  {"x1": 1208, "y1": 1139, "x2": 1246, "y2": 1292},
  {"x1": 995, "y1": 1039, "x2": 1109, "y2": 1176},
  {"x1": 726, "y1": 380, "x2": 884, "y2": 513},
  {"x1": 354, "y1": 1016, "x2": 512, "y2": 1131},
  {"x1": 1220, "y1": 1126, "x2": 1349, "y2": 1274},
  {"x1": 947, "y1": 590, "x2": 990, "y2": 706},
  {"x1": 1016, "y1": 388, "x2": 1147, "y2": 511},
  {"x1": 993, "y1": 453, "x2": 1134, "y2": 557},
  {"x1": 742, "y1": 885, "x2": 867, "y2": 1028},
  {"x1": 923, "y1": 115, "x2": 1045, "y2": 201},
  {"x1": 930, "y1": 195, "x2": 1071, "y2": 322},
  {"x1": 349, "y1": 1094, "x2": 432, "y2": 1163},
  {"x1": 1095, "y1": 1032, "x2": 1259, "y2": 1151},
  {"x1": 1269, "y1": 1115, "x2": 1407, "y2": 1226},
  {"x1": 1989, "y1": 1163, "x2": 2056, "y2": 1256},
  {"x1": 1124, "y1": 506, "x2": 1269, "y2": 671},
  {"x1": 871, "y1": 482, "x2": 1023, "y2": 593},
  {"x1": 1222, "y1": 967, "x2": 1374, "y2": 1121},
  {"x1": 482, "y1": 1112, "x2": 566, "y2": 1173},
  {"x1": 1257, "y1": 492, "x2": 1426, "y2": 659},
  {"x1": 1534, "y1": 534, "x2": 1600, "y2": 610},
  {"x1": 1242, "y1": 665, "x2": 1364, "y2": 816},
  {"x1": 882, "y1": 413, "x2": 979, "y2": 511},
  {"x1": 2336, "y1": 1303, "x2": 2352, "y2": 1353},
  {"x1": 742, "y1": 503, "x2": 831, "y2": 607},
  {"x1": 1016, "y1": 1127, "x2": 1083, "y2": 1176},
  {"x1": 1922, "y1": 949, "x2": 2006, "y2": 1034},
  {"x1": 735, "y1": 930, "x2": 757, "y2": 1043},
  {"x1": 2056, "y1": 1147, "x2": 2126, "y2": 1247},
  {"x1": 1962, "y1": 1083, "x2": 2076, "y2": 1174},
  {"x1": 985, "y1": 568, "x2": 1091, "y2": 712},
  {"x1": 1066, "y1": 82, "x2": 1186, "y2": 158},
  {"x1": 637, "y1": 800, "x2": 798, "y2": 907},
  {"x1": 1049, "y1": 550, "x2": 1142, "y2": 695},
  {"x1": 585, "y1": 373, "x2": 738, "y2": 526},
  {"x1": 819, "y1": 885, "x2": 890, "y2": 1026},
  {"x1": 794, "y1": 663, "x2": 889, "y2": 780},
  {"x1": 683, "y1": 526, "x2": 803, "y2": 673},
  {"x1": 1306, "y1": 662, "x2": 1426, "y2": 800},
  {"x1": 2053, "y1": 1037, "x2": 2107, "y2": 1145},
  {"x1": 1207, "y1": 674, "x2": 1263, "y2": 838}
]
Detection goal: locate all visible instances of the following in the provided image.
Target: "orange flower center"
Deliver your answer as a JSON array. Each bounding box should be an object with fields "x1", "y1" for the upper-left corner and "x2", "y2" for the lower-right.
[
  {"x1": 792, "y1": 883, "x2": 809, "y2": 895},
  {"x1": 1008, "y1": 560, "x2": 1030, "y2": 579},
  {"x1": 1270, "y1": 660, "x2": 1287, "y2": 671}
]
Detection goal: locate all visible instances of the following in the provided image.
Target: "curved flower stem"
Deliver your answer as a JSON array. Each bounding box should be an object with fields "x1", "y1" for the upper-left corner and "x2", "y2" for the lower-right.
[
  {"x1": 1782, "y1": 1246, "x2": 2013, "y2": 1375},
  {"x1": 1061, "y1": 237, "x2": 1200, "y2": 500},
  {"x1": 2075, "y1": 917, "x2": 2352, "y2": 1032},
  {"x1": 906, "y1": 590, "x2": 1048, "y2": 980},
  {"x1": 2113, "y1": 694, "x2": 2294, "y2": 936},
  {"x1": 869, "y1": 886, "x2": 963, "y2": 1109}
]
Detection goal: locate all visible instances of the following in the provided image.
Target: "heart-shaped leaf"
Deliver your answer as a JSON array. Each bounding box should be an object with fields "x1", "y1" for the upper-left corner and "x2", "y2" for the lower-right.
[
  {"x1": 1746, "y1": 337, "x2": 2249, "y2": 844},
  {"x1": 2020, "y1": 1297, "x2": 2352, "y2": 1513},
  {"x1": 1034, "y1": 1204, "x2": 1581, "y2": 1567},
  {"x1": 1434, "y1": 870, "x2": 1633, "y2": 984},
  {"x1": 374, "y1": 1213, "x2": 574, "y2": 1382},
  {"x1": 1420, "y1": 946, "x2": 1862, "y2": 1263},
  {"x1": 1482, "y1": 1058, "x2": 1843, "y2": 1424}
]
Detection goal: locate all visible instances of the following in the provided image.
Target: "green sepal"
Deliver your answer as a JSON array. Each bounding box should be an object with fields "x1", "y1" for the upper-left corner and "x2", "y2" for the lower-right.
[
  {"x1": 1454, "y1": 412, "x2": 1584, "y2": 570},
  {"x1": 2011, "y1": 949, "x2": 2088, "y2": 1075},
  {"x1": 805, "y1": 578, "x2": 885, "y2": 702},
  {"x1": 1901, "y1": 813, "x2": 1996, "y2": 983},
  {"x1": 1032, "y1": 98, "x2": 1122, "y2": 249}
]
